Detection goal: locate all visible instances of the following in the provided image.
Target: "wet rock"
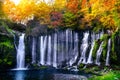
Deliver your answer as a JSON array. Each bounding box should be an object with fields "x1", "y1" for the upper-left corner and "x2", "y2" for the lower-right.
[{"x1": 53, "y1": 74, "x2": 88, "y2": 80}]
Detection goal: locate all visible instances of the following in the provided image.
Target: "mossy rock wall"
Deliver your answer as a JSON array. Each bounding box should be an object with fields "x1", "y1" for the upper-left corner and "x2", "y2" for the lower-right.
[{"x1": 0, "y1": 35, "x2": 16, "y2": 70}]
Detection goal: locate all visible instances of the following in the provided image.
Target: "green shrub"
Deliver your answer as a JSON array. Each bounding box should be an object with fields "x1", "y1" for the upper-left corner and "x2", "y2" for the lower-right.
[
  {"x1": 89, "y1": 71, "x2": 120, "y2": 80},
  {"x1": 63, "y1": 12, "x2": 78, "y2": 28}
]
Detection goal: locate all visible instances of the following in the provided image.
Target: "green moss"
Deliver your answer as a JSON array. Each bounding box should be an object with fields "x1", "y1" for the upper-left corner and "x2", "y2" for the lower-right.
[
  {"x1": 31, "y1": 64, "x2": 48, "y2": 69},
  {"x1": 111, "y1": 33, "x2": 117, "y2": 62},
  {"x1": 89, "y1": 70, "x2": 120, "y2": 80},
  {"x1": 83, "y1": 66, "x2": 100, "y2": 73},
  {"x1": 111, "y1": 33, "x2": 115, "y2": 53},
  {"x1": 92, "y1": 34, "x2": 109, "y2": 62},
  {"x1": 32, "y1": 64, "x2": 40, "y2": 69},
  {"x1": 7, "y1": 61, "x2": 12, "y2": 65},
  {"x1": 102, "y1": 40, "x2": 107, "y2": 61},
  {"x1": 100, "y1": 34, "x2": 109, "y2": 61},
  {"x1": 0, "y1": 29, "x2": 14, "y2": 69},
  {"x1": 39, "y1": 66, "x2": 48, "y2": 69},
  {"x1": 0, "y1": 40, "x2": 13, "y2": 49},
  {"x1": 100, "y1": 34, "x2": 108, "y2": 40},
  {"x1": 78, "y1": 64, "x2": 85, "y2": 69},
  {"x1": 92, "y1": 40, "x2": 100, "y2": 59}
]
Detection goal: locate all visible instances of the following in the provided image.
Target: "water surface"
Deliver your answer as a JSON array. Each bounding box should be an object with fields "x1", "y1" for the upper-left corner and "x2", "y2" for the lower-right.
[{"x1": 0, "y1": 69, "x2": 89, "y2": 80}]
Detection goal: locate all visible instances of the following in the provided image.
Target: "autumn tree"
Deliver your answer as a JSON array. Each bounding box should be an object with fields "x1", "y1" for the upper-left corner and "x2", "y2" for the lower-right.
[
  {"x1": 63, "y1": 12, "x2": 78, "y2": 28},
  {"x1": 50, "y1": 11, "x2": 63, "y2": 28},
  {"x1": 0, "y1": 1, "x2": 5, "y2": 18},
  {"x1": 34, "y1": 2, "x2": 52, "y2": 24},
  {"x1": 2, "y1": 0, "x2": 120, "y2": 31},
  {"x1": 52, "y1": 0, "x2": 66, "y2": 11},
  {"x1": 3, "y1": 0, "x2": 16, "y2": 20},
  {"x1": 79, "y1": 0, "x2": 119, "y2": 31},
  {"x1": 3, "y1": 0, "x2": 36, "y2": 23},
  {"x1": 66, "y1": 0, "x2": 80, "y2": 14}
]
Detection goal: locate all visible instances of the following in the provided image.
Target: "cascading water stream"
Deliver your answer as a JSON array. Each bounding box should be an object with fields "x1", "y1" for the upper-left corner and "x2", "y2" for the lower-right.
[
  {"x1": 66, "y1": 29, "x2": 69, "y2": 60},
  {"x1": 40, "y1": 36, "x2": 47, "y2": 65},
  {"x1": 13, "y1": 35, "x2": 18, "y2": 50},
  {"x1": 87, "y1": 32, "x2": 104, "y2": 64},
  {"x1": 40, "y1": 36, "x2": 44, "y2": 65},
  {"x1": 78, "y1": 32, "x2": 89, "y2": 64},
  {"x1": 53, "y1": 33, "x2": 57, "y2": 68},
  {"x1": 47, "y1": 36, "x2": 52, "y2": 65},
  {"x1": 32, "y1": 37, "x2": 36, "y2": 64},
  {"x1": 59, "y1": 32, "x2": 64, "y2": 63},
  {"x1": 26, "y1": 29, "x2": 111, "y2": 69},
  {"x1": 16, "y1": 33, "x2": 25, "y2": 69},
  {"x1": 87, "y1": 33, "x2": 95, "y2": 64},
  {"x1": 105, "y1": 39, "x2": 111, "y2": 66},
  {"x1": 95, "y1": 42, "x2": 104, "y2": 65},
  {"x1": 61, "y1": 32, "x2": 65, "y2": 63},
  {"x1": 69, "y1": 33, "x2": 78, "y2": 66}
]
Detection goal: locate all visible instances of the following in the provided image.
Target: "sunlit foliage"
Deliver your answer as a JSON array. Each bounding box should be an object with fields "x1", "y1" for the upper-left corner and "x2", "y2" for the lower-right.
[
  {"x1": 0, "y1": 1, "x2": 5, "y2": 18},
  {"x1": 3, "y1": 0, "x2": 36, "y2": 22},
  {"x1": 80, "y1": 0, "x2": 120, "y2": 31},
  {"x1": 66, "y1": 0, "x2": 80, "y2": 14},
  {"x1": 35, "y1": 2, "x2": 52, "y2": 24},
  {"x1": 2, "y1": 0, "x2": 120, "y2": 31},
  {"x1": 53, "y1": 0, "x2": 66, "y2": 11}
]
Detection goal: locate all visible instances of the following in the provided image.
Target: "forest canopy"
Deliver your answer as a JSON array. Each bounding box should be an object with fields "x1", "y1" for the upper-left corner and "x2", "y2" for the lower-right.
[{"x1": 1, "y1": 0, "x2": 120, "y2": 32}]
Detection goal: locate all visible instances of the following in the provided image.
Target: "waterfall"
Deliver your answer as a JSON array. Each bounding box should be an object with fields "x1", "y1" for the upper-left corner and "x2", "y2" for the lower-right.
[
  {"x1": 87, "y1": 32, "x2": 103, "y2": 64},
  {"x1": 105, "y1": 39, "x2": 111, "y2": 66},
  {"x1": 61, "y1": 32, "x2": 64, "y2": 62},
  {"x1": 87, "y1": 33, "x2": 95, "y2": 64},
  {"x1": 69, "y1": 33, "x2": 78, "y2": 66},
  {"x1": 95, "y1": 31, "x2": 104, "y2": 40},
  {"x1": 40, "y1": 36, "x2": 43, "y2": 65},
  {"x1": 66, "y1": 29, "x2": 69, "y2": 60},
  {"x1": 32, "y1": 37, "x2": 36, "y2": 64},
  {"x1": 16, "y1": 34, "x2": 25, "y2": 69},
  {"x1": 13, "y1": 35, "x2": 18, "y2": 50},
  {"x1": 46, "y1": 36, "x2": 52, "y2": 65},
  {"x1": 40, "y1": 36, "x2": 47, "y2": 65},
  {"x1": 53, "y1": 33, "x2": 57, "y2": 68},
  {"x1": 69, "y1": 30, "x2": 73, "y2": 58},
  {"x1": 21, "y1": 29, "x2": 112, "y2": 69},
  {"x1": 95, "y1": 42, "x2": 104, "y2": 65},
  {"x1": 78, "y1": 32, "x2": 89, "y2": 64}
]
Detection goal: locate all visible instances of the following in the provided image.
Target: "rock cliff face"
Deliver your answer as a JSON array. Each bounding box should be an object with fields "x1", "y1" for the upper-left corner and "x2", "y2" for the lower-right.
[
  {"x1": 0, "y1": 19, "x2": 120, "y2": 70},
  {"x1": 18, "y1": 25, "x2": 120, "y2": 69},
  {"x1": 24, "y1": 29, "x2": 105, "y2": 69},
  {"x1": 0, "y1": 20, "x2": 26, "y2": 70}
]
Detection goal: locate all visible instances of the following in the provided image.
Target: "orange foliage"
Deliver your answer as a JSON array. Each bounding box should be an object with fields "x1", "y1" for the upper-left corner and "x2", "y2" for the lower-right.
[
  {"x1": 80, "y1": 0, "x2": 118, "y2": 30},
  {"x1": 3, "y1": 0, "x2": 16, "y2": 20},
  {"x1": 81, "y1": 0, "x2": 88, "y2": 8},
  {"x1": 66, "y1": 0, "x2": 79, "y2": 14},
  {"x1": 3, "y1": 0, "x2": 36, "y2": 22},
  {"x1": 2, "y1": 0, "x2": 120, "y2": 30},
  {"x1": 103, "y1": 0, "x2": 116, "y2": 11},
  {"x1": 34, "y1": 2, "x2": 52, "y2": 23}
]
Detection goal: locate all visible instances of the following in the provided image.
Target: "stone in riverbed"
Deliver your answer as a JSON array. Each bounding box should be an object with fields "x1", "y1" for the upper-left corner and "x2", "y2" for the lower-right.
[{"x1": 53, "y1": 74, "x2": 88, "y2": 80}]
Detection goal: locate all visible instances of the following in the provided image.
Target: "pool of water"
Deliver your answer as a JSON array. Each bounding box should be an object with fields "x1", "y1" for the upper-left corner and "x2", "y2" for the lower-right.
[{"x1": 0, "y1": 68, "x2": 90, "y2": 80}]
